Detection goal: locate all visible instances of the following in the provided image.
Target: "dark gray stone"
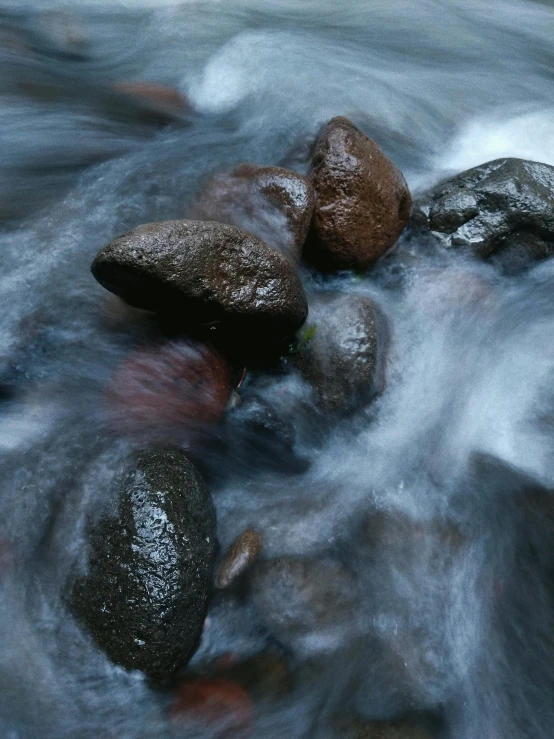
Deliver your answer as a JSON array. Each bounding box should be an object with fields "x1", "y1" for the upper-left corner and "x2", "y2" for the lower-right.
[
  {"x1": 291, "y1": 292, "x2": 388, "y2": 415},
  {"x1": 411, "y1": 158, "x2": 554, "y2": 270},
  {"x1": 91, "y1": 220, "x2": 308, "y2": 352},
  {"x1": 72, "y1": 449, "x2": 216, "y2": 684}
]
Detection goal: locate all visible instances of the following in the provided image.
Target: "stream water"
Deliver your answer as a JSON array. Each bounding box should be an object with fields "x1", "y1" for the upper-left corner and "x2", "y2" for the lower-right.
[{"x1": 1, "y1": 1, "x2": 554, "y2": 737}]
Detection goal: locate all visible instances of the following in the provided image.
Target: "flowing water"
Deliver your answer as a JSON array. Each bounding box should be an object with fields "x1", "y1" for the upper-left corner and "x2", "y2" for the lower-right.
[{"x1": 1, "y1": 1, "x2": 554, "y2": 737}]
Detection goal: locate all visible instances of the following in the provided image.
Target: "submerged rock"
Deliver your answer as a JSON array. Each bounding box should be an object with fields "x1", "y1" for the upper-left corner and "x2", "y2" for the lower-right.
[
  {"x1": 306, "y1": 116, "x2": 412, "y2": 270},
  {"x1": 250, "y1": 556, "x2": 358, "y2": 653},
  {"x1": 107, "y1": 339, "x2": 230, "y2": 434},
  {"x1": 112, "y1": 81, "x2": 191, "y2": 117},
  {"x1": 222, "y1": 393, "x2": 308, "y2": 473},
  {"x1": 91, "y1": 220, "x2": 308, "y2": 354},
  {"x1": 170, "y1": 677, "x2": 252, "y2": 737},
  {"x1": 216, "y1": 529, "x2": 262, "y2": 589},
  {"x1": 72, "y1": 449, "x2": 216, "y2": 684},
  {"x1": 411, "y1": 158, "x2": 554, "y2": 271},
  {"x1": 343, "y1": 718, "x2": 434, "y2": 739},
  {"x1": 290, "y1": 292, "x2": 388, "y2": 415},
  {"x1": 192, "y1": 164, "x2": 314, "y2": 256}
]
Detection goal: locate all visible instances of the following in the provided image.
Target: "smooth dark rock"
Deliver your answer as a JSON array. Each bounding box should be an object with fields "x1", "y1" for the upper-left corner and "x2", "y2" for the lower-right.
[
  {"x1": 192, "y1": 164, "x2": 314, "y2": 257},
  {"x1": 72, "y1": 449, "x2": 216, "y2": 684},
  {"x1": 306, "y1": 116, "x2": 412, "y2": 270},
  {"x1": 411, "y1": 158, "x2": 554, "y2": 270},
  {"x1": 91, "y1": 220, "x2": 308, "y2": 353},
  {"x1": 290, "y1": 292, "x2": 388, "y2": 415},
  {"x1": 216, "y1": 529, "x2": 263, "y2": 589}
]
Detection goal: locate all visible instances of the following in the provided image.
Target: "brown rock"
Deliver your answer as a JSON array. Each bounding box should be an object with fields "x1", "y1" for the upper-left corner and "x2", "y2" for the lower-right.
[
  {"x1": 91, "y1": 220, "x2": 308, "y2": 354},
  {"x1": 112, "y1": 81, "x2": 191, "y2": 116},
  {"x1": 193, "y1": 164, "x2": 314, "y2": 257},
  {"x1": 344, "y1": 718, "x2": 434, "y2": 739},
  {"x1": 290, "y1": 292, "x2": 388, "y2": 415},
  {"x1": 216, "y1": 529, "x2": 263, "y2": 589},
  {"x1": 306, "y1": 116, "x2": 412, "y2": 270}
]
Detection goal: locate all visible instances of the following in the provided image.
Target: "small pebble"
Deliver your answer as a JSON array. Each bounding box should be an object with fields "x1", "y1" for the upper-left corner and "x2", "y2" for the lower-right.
[{"x1": 216, "y1": 529, "x2": 262, "y2": 589}]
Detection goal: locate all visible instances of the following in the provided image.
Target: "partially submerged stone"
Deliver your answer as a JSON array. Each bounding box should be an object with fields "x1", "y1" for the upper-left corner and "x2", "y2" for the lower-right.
[
  {"x1": 72, "y1": 449, "x2": 216, "y2": 684},
  {"x1": 91, "y1": 220, "x2": 308, "y2": 353},
  {"x1": 411, "y1": 158, "x2": 554, "y2": 271},
  {"x1": 306, "y1": 116, "x2": 412, "y2": 270},
  {"x1": 216, "y1": 529, "x2": 262, "y2": 589},
  {"x1": 290, "y1": 292, "x2": 388, "y2": 415},
  {"x1": 193, "y1": 164, "x2": 314, "y2": 257}
]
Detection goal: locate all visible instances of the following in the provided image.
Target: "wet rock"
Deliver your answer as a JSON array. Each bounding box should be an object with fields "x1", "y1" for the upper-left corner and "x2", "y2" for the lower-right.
[
  {"x1": 216, "y1": 529, "x2": 263, "y2": 589},
  {"x1": 222, "y1": 393, "x2": 308, "y2": 473},
  {"x1": 411, "y1": 158, "x2": 554, "y2": 271},
  {"x1": 219, "y1": 648, "x2": 293, "y2": 699},
  {"x1": 250, "y1": 556, "x2": 358, "y2": 653},
  {"x1": 342, "y1": 718, "x2": 434, "y2": 739},
  {"x1": 193, "y1": 164, "x2": 315, "y2": 257},
  {"x1": 92, "y1": 220, "x2": 308, "y2": 354},
  {"x1": 170, "y1": 677, "x2": 252, "y2": 738},
  {"x1": 72, "y1": 449, "x2": 216, "y2": 684},
  {"x1": 107, "y1": 339, "x2": 230, "y2": 435},
  {"x1": 112, "y1": 81, "x2": 191, "y2": 117},
  {"x1": 306, "y1": 116, "x2": 412, "y2": 270},
  {"x1": 290, "y1": 292, "x2": 388, "y2": 415}
]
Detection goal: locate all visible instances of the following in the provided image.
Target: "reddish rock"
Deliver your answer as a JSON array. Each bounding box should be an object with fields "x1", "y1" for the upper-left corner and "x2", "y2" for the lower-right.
[
  {"x1": 344, "y1": 718, "x2": 434, "y2": 739},
  {"x1": 112, "y1": 81, "x2": 191, "y2": 116},
  {"x1": 107, "y1": 340, "x2": 230, "y2": 433},
  {"x1": 193, "y1": 164, "x2": 314, "y2": 256},
  {"x1": 215, "y1": 529, "x2": 262, "y2": 589},
  {"x1": 170, "y1": 678, "x2": 252, "y2": 737},
  {"x1": 306, "y1": 116, "x2": 412, "y2": 270}
]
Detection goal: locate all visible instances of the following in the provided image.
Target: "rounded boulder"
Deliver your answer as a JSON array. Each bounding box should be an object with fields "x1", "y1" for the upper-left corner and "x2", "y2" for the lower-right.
[
  {"x1": 71, "y1": 449, "x2": 216, "y2": 684},
  {"x1": 91, "y1": 220, "x2": 308, "y2": 353},
  {"x1": 306, "y1": 116, "x2": 412, "y2": 270}
]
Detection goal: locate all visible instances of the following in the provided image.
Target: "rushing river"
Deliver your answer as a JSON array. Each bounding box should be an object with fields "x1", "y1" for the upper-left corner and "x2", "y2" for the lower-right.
[{"x1": 1, "y1": 1, "x2": 554, "y2": 737}]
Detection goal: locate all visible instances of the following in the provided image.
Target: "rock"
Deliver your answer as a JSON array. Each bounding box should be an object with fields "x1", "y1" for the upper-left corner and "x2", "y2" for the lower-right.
[
  {"x1": 411, "y1": 158, "x2": 554, "y2": 271},
  {"x1": 192, "y1": 164, "x2": 315, "y2": 257},
  {"x1": 306, "y1": 116, "x2": 412, "y2": 270},
  {"x1": 112, "y1": 81, "x2": 191, "y2": 117},
  {"x1": 216, "y1": 529, "x2": 262, "y2": 589},
  {"x1": 342, "y1": 718, "x2": 434, "y2": 739},
  {"x1": 218, "y1": 648, "x2": 293, "y2": 699},
  {"x1": 72, "y1": 449, "x2": 216, "y2": 684},
  {"x1": 250, "y1": 556, "x2": 358, "y2": 653},
  {"x1": 107, "y1": 339, "x2": 230, "y2": 435},
  {"x1": 170, "y1": 677, "x2": 252, "y2": 737},
  {"x1": 290, "y1": 292, "x2": 388, "y2": 415},
  {"x1": 222, "y1": 393, "x2": 308, "y2": 473},
  {"x1": 91, "y1": 220, "x2": 308, "y2": 354}
]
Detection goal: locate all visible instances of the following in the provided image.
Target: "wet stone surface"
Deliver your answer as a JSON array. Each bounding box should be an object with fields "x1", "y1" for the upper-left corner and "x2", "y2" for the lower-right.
[
  {"x1": 411, "y1": 157, "x2": 554, "y2": 272},
  {"x1": 71, "y1": 448, "x2": 216, "y2": 684},
  {"x1": 306, "y1": 116, "x2": 412, "y2": 270}
]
